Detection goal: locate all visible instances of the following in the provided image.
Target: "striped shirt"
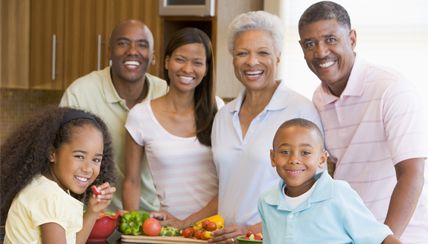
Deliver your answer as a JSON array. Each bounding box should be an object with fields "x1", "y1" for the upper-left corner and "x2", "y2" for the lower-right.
[
  {"x1": 125, "y1": 99, "x2": 220, "y2": 220},
  {"x1": 312, "y1": 55, "x2": 428, "y2": 242}
]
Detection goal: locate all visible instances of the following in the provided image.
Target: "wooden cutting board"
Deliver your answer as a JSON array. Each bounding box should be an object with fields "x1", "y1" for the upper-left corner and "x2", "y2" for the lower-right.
[{"x1": 121, "y1": 234, "x2": 207, "y2": 243}]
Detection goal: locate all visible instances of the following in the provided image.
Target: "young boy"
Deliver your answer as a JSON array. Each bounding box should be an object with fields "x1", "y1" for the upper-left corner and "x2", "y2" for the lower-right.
[{"x1": 258, "y1": 118, "x2": 400, "y2": 244}]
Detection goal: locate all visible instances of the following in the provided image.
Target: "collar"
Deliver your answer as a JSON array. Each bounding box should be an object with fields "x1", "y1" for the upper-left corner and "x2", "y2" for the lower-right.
[
  {"x1": 226, "y1": 80, "x2": 290, "y2": 114},
  {"x1": 264, "y1": 170, "x2": 334, "y2": 212},
  {"x1": 102, "y1": 66, "x2": 151, "y2": 106}
]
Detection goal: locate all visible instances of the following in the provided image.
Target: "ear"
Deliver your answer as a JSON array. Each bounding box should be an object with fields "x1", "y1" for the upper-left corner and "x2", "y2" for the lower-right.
[
  {"x1": 151, "y1": 53, "x2": 156, "y2": 66},
  {"x1": 318, "y1": 150, "x2": 329, "y2": 169},
  {"x1": 270, "y1": 149, "x2": 276, "y2": 167},
  {"x1": 349, "y1": 29, "x2": 357, "y2": 49},
  {"x1": 48, "y1": 148, "x2": 56, "y2": 163},
  {"x1": 164, "y1": 56, "x2": 170, "y2": 70}
]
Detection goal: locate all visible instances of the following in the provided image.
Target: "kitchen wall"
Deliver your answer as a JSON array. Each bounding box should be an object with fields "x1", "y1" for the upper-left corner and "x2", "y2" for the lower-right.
[{"x1": 0, "y1": 89, "x2": 63, "y2": 145}]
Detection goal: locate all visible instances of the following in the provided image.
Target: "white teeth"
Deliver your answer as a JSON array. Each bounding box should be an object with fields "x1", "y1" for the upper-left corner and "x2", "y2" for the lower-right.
[
  {"x1": 245, "y1": 71, "x2": 263, "y2": 75},
  {"x1": 75, "y1": 176, "x2": 88, "y2": 182},
  {"x1": 179, "y1": 76, "x2": 194, "y2": 84},
  {"x1": 124, "y1": 61, "x2": 140, "y2": 66},
  {"x1": 319, "y1": 61, "x2": 334, "y2": 68}
]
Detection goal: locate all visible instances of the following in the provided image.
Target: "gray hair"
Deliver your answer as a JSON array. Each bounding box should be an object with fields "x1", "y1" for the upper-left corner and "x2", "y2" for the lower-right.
[{"x1": 227, "y1": 11, "x2": 284, "y2": 54}]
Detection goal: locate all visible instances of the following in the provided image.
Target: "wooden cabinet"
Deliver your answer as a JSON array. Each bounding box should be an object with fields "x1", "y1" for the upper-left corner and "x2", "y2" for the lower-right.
[{"x1": 1, "y1": 0, "x2": 161, "y2": 90}]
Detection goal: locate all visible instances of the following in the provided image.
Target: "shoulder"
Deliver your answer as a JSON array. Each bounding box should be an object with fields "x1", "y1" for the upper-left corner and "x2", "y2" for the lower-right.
[
  {"x1": 65, "y1": 68, "x2": 110, "y2": 92},
  {"x1": 146, "y1": 73, "x2": 168, "y2": 97},
  {"x1": 129, "y1": 100, "x2": 150, "y2": 118}
]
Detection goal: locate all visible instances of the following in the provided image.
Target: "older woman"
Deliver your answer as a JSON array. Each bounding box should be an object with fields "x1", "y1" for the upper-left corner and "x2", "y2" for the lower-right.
[{"x1": 210, "y1": 11, "x2": 323, "y2": 243}]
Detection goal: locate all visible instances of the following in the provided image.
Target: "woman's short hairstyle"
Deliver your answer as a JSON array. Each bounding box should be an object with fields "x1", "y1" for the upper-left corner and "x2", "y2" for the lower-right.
[{"x1": 227, "y1": 11, "x2": 284, "y2": 55}]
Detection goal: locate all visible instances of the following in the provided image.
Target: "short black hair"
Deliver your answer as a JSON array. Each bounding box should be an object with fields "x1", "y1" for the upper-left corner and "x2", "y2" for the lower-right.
[
  {"x1": 298, "y1": 1, "x2": 351, "y2": 31},
  {"x1": 273, "y1": 118, "x2": 324, "y2": 150}
]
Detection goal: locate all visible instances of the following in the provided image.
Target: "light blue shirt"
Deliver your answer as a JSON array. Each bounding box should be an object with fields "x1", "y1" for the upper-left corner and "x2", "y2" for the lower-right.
[
  {"x1": 212, "y1": 81, "x2": 322, "y2": 226},
  {"x1": 258, "y1": 170, "x2": 392, "y2": 244}
]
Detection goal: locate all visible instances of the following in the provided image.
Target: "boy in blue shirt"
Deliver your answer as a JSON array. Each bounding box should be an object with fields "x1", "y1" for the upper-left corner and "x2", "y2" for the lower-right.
[{"x1": 258, "y1": 118, "x2": 400, "y2": 243}]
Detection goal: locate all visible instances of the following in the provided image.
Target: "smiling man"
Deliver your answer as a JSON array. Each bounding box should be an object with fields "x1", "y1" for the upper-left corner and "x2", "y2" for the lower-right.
[
  {"x1": 298, "y1": 1, "x2": 428, "y2": 243},
  {"x1": 60, "y1": 19, "x2": 168, "y2": 212}
]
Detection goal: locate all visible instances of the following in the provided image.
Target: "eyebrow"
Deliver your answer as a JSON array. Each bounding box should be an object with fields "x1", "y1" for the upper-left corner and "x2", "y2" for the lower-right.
[{"x1": 73, "y1": 150, "x2": 103, "y2": 157}]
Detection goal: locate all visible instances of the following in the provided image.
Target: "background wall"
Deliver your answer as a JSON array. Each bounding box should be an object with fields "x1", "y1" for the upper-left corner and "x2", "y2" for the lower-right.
[{"x1": 215, "y1": 0, "x2": 263, "y2": 99}]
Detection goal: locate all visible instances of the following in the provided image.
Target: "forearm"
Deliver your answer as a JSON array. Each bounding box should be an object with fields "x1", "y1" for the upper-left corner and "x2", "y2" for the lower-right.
[
  {"x1": 122, "y1": 178, "x2": 142, "y2": 210},
  {"x1": 76, "y1": 210, "x2": 98, "y2": 244},
  {"x1": 182, "y1": 195, "x2": 218, "y2": 227},
  {"x1": 384, "y1": 159, "x2": 424, "y2": 237}
]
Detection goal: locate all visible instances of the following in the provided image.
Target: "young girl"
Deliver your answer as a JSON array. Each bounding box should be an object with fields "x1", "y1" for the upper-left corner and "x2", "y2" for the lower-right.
[
  {"x1": 258, "y1": 118, "x2": 400, "y2": 244},
  {"x1": 1, "y1": 107, "x2": 116, "y2": 244},
  {"x1": 123, "y1": 27, "x2": 224, "y2": 228}
]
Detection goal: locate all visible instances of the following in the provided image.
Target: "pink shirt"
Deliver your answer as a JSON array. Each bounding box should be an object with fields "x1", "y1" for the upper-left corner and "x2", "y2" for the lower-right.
[{"x1": 313, "y1": 56, "x2": 428, "y2": 242}]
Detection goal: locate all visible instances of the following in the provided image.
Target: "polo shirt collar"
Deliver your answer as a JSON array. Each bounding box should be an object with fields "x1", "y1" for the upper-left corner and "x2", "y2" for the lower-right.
[
  {"x1": 264, "y1": 170, "x2": 333, "y2": 212},
  {"x1": 103, "y1": 67, "x2": 151, "y2": 108},
  {"x1": 226, "y1": 80, "x2": 289, "y2": 113},
  {"x1": 103, "y1": 67, "x2": 122, "y2": 104},
  {"x1": 319, "y1": 54, "x2": 366, "y2": 105}
]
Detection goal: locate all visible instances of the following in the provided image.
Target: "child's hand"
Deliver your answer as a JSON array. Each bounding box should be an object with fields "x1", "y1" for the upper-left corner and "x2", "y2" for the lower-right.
[{"x1": 87, "y1": 182, "x2": 116, "y2": 214}]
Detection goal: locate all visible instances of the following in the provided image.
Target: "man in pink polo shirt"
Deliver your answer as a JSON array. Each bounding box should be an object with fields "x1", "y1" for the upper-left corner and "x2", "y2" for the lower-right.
[{"x1": 298, "y1": 1, "x2": 428, "y2": 243}]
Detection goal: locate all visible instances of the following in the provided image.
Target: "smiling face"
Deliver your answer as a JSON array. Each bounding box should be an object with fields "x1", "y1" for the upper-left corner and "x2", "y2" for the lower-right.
[
  {"x1": 270, "y1": 125, "x2": 327, "y2": 197},
  {"x1": 165, "y1": 43, "x2": 207, "y2": 93},
  {"x1": 109, "y1": 20, "x2": 154, "y2": 84},
  {"x1": 232, "y1": 29, "x2": 280, "y2": 91},
  {"x1": 49, "y1": 124, "x2": 104, "y2": 194},
  {"x1": 299, "y1": 19, "x2": 356, "y2": 96}
]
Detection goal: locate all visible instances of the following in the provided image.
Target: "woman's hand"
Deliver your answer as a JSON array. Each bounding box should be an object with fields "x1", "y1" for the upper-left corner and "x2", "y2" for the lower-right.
[
  {"x1": 208, "y1": 224, "x2": 246, "y2": 244},
  {"x1": 150, "y1": 210, "x2": 187, "y2": 229},
  {"x1": 87, "y1": 182, "x2": 116, "y2": 214}
]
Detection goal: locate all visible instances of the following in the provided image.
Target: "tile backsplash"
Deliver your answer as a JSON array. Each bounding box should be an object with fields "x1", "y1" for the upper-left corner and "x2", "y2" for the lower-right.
[{"x1": 0, "y1": 89, "x2": 64, "y2": 145}]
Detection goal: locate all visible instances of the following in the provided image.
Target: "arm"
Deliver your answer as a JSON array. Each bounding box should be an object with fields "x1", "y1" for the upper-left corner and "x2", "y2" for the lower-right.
[
  {"x1": 155, "y1": 195, "x2": 218, "y2": 229},
  {"x1": 77, "y1": 182, "x2": 116, "y2": 244},
  {"x1": 384, "y1": 158, "x2": 425, "y2": 237},
  {"x1": 122, "y1": 131, "x2": 144, "y2": 210},
  {"x1": 41, "y1": 223, "x2": 66, "y2": 244}
]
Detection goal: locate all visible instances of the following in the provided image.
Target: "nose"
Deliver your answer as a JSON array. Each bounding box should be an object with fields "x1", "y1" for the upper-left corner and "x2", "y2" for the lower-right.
[
  {"x1": 314, "y1": 42, "x2": 330, "y2": 58},
  {"x1": 246, "y1": 53, "x2": 259, "y2": 66},
  {"x1": 181, "y1": 61, "x2": 193, "y2": 73},
  {"x1": 81, "y1": 160, "x2": 94, "y2": 174},
  {"x1": 127, "y1": 42, "x2": 139, "y2": 55},
  {"x1": 289, "y1": 153, "x2": 301, "y2": 165}
]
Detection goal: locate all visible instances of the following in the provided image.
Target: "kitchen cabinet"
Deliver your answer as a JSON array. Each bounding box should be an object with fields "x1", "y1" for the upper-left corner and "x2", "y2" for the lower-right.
[{"x1": 1, "y1": 0, "x2": 161, "y2": 90}]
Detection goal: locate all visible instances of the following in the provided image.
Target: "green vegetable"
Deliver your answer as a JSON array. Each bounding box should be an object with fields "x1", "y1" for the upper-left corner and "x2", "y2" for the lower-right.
[
  {"x1": 119, "y1": 210, "x2": 150, "y2": 235},
  {"x1": 160, "y1": 226, "x2": 181, "y2": 236}
]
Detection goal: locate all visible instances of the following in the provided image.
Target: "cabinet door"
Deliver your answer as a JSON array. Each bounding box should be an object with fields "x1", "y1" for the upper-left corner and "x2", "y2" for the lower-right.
[
  {"x1": 30, "y1": 0, "x2": 65, "y2": 90},
  {"x1": 0, "y1": 0, "x2": 30, "y2": 89},
  {"x1": 63, "y1": 0, "x2": 106, "y2": 88}
]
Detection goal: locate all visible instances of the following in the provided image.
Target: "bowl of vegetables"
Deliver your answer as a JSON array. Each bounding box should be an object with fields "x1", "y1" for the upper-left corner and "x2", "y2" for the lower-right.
[
  {"x1": 237, "y1": 231, "x2": 263, "y2": 243},
  {"x1": 88, "y1": 211, "x2": 120, "y2": 242}
]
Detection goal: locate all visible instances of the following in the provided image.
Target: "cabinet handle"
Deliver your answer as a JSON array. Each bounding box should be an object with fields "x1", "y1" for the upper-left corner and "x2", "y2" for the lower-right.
[
  {"x1": 97, "y1": 34, "x2": 102, "y2": 70},
  {"x1": 51, "y1": 34, "x2": 57, "y2": 80}
]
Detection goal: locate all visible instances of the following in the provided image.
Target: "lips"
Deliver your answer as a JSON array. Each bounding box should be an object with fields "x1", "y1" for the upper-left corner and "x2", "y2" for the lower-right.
[
  {"x1": 243, "y1": 70, "x2": 264, "y2": 80},
  {"x1": 75, "y1": 175, "x2": 91, "y2": 187},
  {"x1": 178, "y1": 75, "x2": 194, "y2": 84}
]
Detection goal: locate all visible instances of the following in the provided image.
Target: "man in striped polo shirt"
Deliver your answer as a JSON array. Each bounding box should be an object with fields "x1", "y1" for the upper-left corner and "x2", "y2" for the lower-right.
[{"x1": 298, "y1": 1, "x2": 428, "y2": 243}]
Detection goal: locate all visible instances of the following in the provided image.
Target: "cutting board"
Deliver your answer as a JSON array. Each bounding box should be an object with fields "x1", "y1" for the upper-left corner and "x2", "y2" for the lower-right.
[{"x1": 121, "y1": 235, "x2": 207, "y2": 243}]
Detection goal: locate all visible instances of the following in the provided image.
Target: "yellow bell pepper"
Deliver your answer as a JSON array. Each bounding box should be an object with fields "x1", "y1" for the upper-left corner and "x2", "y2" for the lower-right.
[{"x1": 195, "y1": 214, "x2": 224, "y2": 230}]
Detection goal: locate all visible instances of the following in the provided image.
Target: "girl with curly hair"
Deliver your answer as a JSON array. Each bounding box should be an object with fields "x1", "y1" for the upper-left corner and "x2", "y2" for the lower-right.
[{"x1": 1, "y1": 106, "x2": 116, "y2": 244}]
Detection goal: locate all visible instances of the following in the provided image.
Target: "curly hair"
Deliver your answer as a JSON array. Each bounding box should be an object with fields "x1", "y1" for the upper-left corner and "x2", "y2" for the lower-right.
[{"x1": 0, "y1": 106, "x2": 115, "y2": 224}]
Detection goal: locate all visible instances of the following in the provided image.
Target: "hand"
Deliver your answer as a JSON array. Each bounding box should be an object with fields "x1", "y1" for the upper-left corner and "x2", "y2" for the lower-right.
[
  {"x1": 150, "y1": 210, "x2": 186, "y2": 229},
  {"x1": 209, "y1": 224, "x2": 246, "y2": 244},
  {"x1": 87, "y1": 182, "x2": 116, "y2": 214}
]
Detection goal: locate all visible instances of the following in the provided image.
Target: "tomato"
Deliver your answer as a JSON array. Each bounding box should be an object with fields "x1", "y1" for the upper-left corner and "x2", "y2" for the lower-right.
[
  {"x1": 182, "y1": 227, "x2": 194, "y2": 238},
  {"x1": 194, "y1": 229, "x2": 204, "y2": 239},
  {"x1": 205, "y1": 221, "x2": 217, "y2": 231},
  {"x1": 91, "y1": 185, "x2": 101, "y2": 196},
  {"x1": 142, "y1": 218, "x2": 161, "y2": 236}
]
